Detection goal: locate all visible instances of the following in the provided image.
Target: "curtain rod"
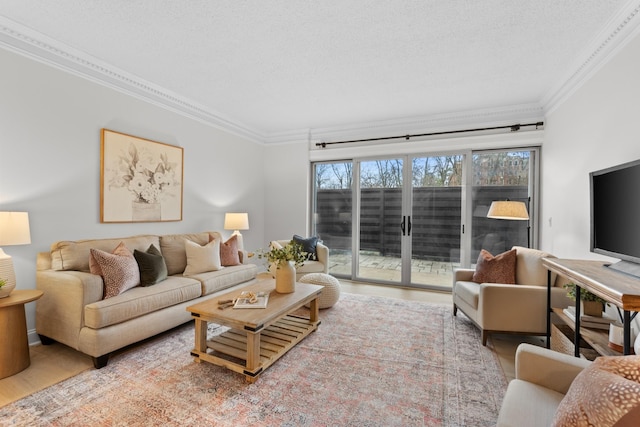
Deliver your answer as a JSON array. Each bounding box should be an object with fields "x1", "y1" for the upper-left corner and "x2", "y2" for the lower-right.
[{"x1": 315, "y1": 121, "x2": 544, "y2": 148}]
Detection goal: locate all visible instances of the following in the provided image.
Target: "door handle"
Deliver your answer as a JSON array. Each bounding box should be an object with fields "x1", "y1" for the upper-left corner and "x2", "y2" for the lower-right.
[
  {"x1": 400, "y1": 216, "x2": 406, "y2": 236},
  {"x1": 407, "y1": 216, "x2": 412, "y2": 236}
]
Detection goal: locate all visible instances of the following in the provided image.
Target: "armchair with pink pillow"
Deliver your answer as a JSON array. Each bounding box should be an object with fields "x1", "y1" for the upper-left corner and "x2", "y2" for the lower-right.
[{"x1": 453, "y1": 246, "x2": 573, "y2": 345}]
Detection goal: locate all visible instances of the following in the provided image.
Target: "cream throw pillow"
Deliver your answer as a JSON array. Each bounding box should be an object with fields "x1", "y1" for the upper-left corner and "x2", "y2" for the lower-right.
[{"x1": 183, "y1": 238, "x2": 222, "y2": 275}]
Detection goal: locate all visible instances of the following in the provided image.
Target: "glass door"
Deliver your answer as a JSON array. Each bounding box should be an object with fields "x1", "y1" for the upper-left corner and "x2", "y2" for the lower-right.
[
  {"x1": 354, "y1": 155, "x2": 463, "y2": 290},
  {"x1": 409, "y1": 155, "x2": 463, "y2": 288},
  {"x1": 357, "y1": 158, "x2": 405, "y2": 283}
]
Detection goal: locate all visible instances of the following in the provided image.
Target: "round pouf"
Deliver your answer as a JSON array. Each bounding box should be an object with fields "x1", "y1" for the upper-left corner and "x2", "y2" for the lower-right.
[{"x1": 300, "y1": 273, "x2": 341, "y2": 309}]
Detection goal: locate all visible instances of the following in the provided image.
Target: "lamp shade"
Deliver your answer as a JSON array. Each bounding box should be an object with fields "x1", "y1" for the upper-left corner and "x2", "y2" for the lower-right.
[
  {"x1": 224, "y1": 213, "x2": 249, "y2": 230},
  {"x1": 486, "y1": 201, "x2": 529, "y2": 220},
  {"x1": 0, "y1": 212, "x2": 31, "y2": 246}
]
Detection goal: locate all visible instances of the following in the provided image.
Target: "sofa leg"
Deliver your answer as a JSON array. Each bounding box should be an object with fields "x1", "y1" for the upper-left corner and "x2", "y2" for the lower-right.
[
  {"x1": 453, "y1": 304, "x2": 458, "y2": 316},
  {"x1": 38, "y1": 334, "x2": 55, "y2": 345},
  {"x1": 481, "y1": 331, "x2": 488, "y2": 346},
  {"x1": 93, "y1": 354, "x2": 110, "y2": 369}
]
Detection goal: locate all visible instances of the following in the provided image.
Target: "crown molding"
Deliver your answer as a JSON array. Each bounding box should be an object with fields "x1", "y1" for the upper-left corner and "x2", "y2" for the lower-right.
[
  {"x1": 2, "y1": 3, "x2": 638, "y2": 147},
  {"x1": 0, "y1": 16, "x2": 265, "y2": 144},
  {"x1": 542, "y1": 0, "x2": 640, "y2": 114}
]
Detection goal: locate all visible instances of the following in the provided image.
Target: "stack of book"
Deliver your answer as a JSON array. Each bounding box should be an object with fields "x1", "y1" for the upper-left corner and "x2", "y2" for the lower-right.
[{"x1": 562, "y1": 306, "x2": 617, "y2": 330}]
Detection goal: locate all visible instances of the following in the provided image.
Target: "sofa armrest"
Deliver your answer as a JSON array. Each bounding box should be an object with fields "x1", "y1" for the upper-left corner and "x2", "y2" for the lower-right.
[
  {"x1": 316, "y1": 242, "x2": 329, "y2": 267},
  {"x1": 36, "y1": 270, "x2": 104, "y2": 349},
  {"x1": 515, "y1": 343, "x2": 591, "y2": 395},
  {"x1": 453, "y1": 268, "x2": 475, "y2": 283}
]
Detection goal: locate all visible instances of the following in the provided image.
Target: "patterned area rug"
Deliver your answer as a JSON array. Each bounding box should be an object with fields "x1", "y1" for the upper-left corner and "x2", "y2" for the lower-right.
[{"x1": 1, "y1": 293, "x2": 506, "y2": 426}]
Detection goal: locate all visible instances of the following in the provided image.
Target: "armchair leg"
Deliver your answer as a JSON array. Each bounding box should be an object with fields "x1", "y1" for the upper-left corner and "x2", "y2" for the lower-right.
[
  {"x1": 481, "y1": 330, "x2": 488, "y2": 346},
  {"x1": 453, "y1": 304, "x2": 458, "y2": 316}
]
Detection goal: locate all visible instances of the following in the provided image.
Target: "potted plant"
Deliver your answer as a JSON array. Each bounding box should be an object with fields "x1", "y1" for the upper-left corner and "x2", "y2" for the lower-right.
[
  {"x1": 258, "y1": 241, "x2": 307, "y2": 293},
  {"x1": 564, "y1": 282, "x2": 608, "y2": 317}
]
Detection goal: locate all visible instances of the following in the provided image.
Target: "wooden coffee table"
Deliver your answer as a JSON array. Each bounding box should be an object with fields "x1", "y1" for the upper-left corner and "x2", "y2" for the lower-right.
[{"x1": 187, "y1": 279, "x2": 322, "y2": 383}]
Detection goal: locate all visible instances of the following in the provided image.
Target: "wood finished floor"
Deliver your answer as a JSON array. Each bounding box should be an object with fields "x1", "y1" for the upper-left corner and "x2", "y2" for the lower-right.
[{"x1": 0, "y1": 281, "x2": 537, "y2": 408}]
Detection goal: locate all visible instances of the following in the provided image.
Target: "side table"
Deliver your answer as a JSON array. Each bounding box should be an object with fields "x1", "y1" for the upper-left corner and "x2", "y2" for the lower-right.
[{"x1": 0, "y1": 289, "x2": 44, "y2": 379}]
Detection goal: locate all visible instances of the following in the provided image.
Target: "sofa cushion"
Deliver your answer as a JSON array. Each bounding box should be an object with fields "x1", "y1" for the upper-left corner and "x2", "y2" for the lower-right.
[
  {"x1": 220, "y1": 234, "x2": 241, "y2": 267},
  {"x1": 90, "y1": 247, "x2": 140, "y2": 299},
  {"x1": 184, "y1": 238, "x2": 222, "y2": 276},
  {"x1": 133, "y1": 244, "x2": 168, "y2": 286},
  {"x1": 159, "y1": 232, "x2": 209, "y2": 275},
  {"x1": 514, "y1": 246, "x2": 557, "y2": 286},
  {"x1": 51, "y1": 235, "x2": 159, "y2": 271},
  {"x1": 295, "y1": 260, "x2": 325, "y2": 275},
  {"x1": 552, "y1": 355, "x2": 640, "y2": 427},
  {"x1": 472, "y1": 248, "x2": 516, "y2": 284},
  {"x1": 454, "y1": 281, "x2": 480, "y2": 310},
  {"x1": 497, "y1": 379, "x2": 565, "y2": 427},
  {"x1": 84, "y1": 276, "x2": 202, "y2": 329},
  {"x1": 191, "y1": 264, "x2": 258, "y2": 295}
]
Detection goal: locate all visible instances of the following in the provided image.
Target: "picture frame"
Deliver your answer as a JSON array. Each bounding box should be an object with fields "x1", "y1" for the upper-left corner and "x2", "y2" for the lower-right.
[{"x1": 100, "y1": 129, "x2": 183, "y2": 223}]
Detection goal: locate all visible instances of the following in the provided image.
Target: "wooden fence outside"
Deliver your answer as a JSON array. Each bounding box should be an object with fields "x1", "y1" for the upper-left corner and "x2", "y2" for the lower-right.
[{"x1": 316, "y1": 185, "x2": 529, "y2": 261}]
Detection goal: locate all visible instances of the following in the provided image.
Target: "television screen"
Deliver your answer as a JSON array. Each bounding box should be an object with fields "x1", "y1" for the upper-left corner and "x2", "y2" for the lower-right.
[{"x1": 590, "y1": 158, "x2": 640, "y2": 276}]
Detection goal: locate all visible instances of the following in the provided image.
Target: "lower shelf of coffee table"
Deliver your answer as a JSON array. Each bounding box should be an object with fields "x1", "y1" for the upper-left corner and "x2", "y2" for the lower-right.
[{"x1": 197, "y1": 314, "x2": 318, "y2": 379}]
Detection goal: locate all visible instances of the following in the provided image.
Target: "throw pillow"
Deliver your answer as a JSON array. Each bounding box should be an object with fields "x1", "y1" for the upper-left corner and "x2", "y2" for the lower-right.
[
  {"x1": 89, "y1": 241, "x2": 130, "y2": 276},
  {"x1": 183, "y1": 238, "x2": 222, "y2": 276},
  {"x1": 552, "y1": 356, "x2": 640, "y2": 427},
  {"x1": 90, "y1": 247, "x2": 140, "y2": 299},
  {"x1": 133, "y1": 244, "x2": 168, "y2": 286},
  {"x1": 472, "y1": 248, "x2": 517, "y2": 284},
  {"x1": 293, "y1": 235, "x2": 319, "y2": 260},
  {"x1": 219, "y1": 234, "x2": 241, "y2": 266}
]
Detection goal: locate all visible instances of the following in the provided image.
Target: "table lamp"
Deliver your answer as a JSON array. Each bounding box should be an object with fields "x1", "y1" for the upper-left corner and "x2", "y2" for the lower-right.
[
  {"x1": 0, "y1": 212, "x2": 31, "y2": 298},
  {"x1": 224, "y1": 212, "x2": 249, "y2": 249}
]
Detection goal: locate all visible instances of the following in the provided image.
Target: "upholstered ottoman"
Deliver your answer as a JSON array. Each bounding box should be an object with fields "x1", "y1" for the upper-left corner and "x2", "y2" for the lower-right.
[{"x1": 299, "y1": 273, "x2": 341, "y2": 309}]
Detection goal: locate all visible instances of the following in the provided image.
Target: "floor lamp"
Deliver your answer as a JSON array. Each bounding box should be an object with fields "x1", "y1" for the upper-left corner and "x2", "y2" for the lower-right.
[
  {"x1": 0, "y1": 212, "x2": 31, "y2": 297},
  {"x1": 486, "y1": 200, "x2": 530, "y2": 248}
]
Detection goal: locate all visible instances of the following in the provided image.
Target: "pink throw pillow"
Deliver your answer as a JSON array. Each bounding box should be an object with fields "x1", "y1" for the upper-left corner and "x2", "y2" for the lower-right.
[
  {"x1": 90, "y1": 246, "x2": 140, "y2": 299},
  {"x1": 220, "y1": 234, "x2": 241, "y2": 266},
  {"x1": 472, "y1": 248, "x2": 517, "y2": 284}
]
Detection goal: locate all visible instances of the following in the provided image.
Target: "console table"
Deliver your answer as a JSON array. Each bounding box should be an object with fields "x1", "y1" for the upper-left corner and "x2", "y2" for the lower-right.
[{"x1": 543, "y1": 258, "x2": 640, "y2": 356}]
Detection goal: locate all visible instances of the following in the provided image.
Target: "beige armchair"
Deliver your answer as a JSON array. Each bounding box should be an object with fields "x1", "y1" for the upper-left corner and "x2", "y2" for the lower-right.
[
  {"x1": 453, "y1": 246, "x2": 572, "y2": 345},
  {"x1": 269, "y1": 239, "x2": 329, "y2": 280},
  {"x1": 497, "y1": 343, "x2": 591, "y2": 426}
]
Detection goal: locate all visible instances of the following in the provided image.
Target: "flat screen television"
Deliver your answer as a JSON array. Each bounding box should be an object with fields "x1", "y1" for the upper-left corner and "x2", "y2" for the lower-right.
[{"x1": 590, "y1": 158, "x2": 640, "y2": 278}]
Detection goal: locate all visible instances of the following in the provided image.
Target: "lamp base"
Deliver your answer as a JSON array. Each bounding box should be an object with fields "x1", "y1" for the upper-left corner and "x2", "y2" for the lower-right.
[{"x1": 0, "y1": 248, "x2": 17, "y2": 297}]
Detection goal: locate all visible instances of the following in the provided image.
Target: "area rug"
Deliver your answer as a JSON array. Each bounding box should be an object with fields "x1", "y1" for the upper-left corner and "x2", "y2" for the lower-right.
[{"x1": 0, "y1": 293, "x2": 507, "y2": 426}]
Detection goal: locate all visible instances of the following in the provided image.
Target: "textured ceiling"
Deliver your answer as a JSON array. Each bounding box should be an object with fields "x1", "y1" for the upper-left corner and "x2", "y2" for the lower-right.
[{"x1": 0, "y1": 1, "x2": 631, "y2": 138}]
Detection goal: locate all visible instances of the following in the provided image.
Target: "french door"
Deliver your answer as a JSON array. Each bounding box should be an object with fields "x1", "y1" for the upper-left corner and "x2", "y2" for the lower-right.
[
  {"x1": 312, "y1": 148, "x2": 537, "y2": 291},
  {"x1": 355, "y1": 155, "x2": 463, "y2": 288}
]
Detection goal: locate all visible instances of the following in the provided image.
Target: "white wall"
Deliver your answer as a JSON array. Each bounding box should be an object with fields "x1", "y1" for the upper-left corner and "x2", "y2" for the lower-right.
[
  {"x1": 263, "y1": 142, "x2": 310, "y2": 245},
  {"x1": 541, "y1": 32, "x2": 640, "y2": 259},
  {"x1": 0, "y1": 48, "x2": 266, "y2": 340}
]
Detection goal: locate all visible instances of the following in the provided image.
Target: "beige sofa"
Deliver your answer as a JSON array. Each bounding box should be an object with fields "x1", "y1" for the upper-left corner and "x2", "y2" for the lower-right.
[
  {"x1": 497, "y1": 343, "x2": 591, "y2": 426},
  {"x1": 453, "y1": 246, "x2": 573, "y2": 345},
  {"x1": 36, "y1": 231, "x2": 257, "y2": 368}
]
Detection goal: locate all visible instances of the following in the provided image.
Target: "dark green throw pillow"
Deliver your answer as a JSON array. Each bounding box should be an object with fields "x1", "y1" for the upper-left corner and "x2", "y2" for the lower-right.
[
  {"x1": 293, "y1": 235, "x2": 319, "y2": 260},
  {"x1": 133, "y1": 244, "x2": 168, "y2": 286}
]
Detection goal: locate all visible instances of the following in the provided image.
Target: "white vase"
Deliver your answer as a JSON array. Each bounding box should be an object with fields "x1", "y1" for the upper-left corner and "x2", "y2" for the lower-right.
[
  {"x1": 275, "y1": 261, "x2": 296, "y2": 293},
  {"x1": 0, "y1": 282, "x2": 15, "y2": 298}
]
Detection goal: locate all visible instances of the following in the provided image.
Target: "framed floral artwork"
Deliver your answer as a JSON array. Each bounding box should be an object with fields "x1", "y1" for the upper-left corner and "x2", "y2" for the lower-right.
[{"x1": 100, "y1": 129, "x2": 183, "y2": 223}]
